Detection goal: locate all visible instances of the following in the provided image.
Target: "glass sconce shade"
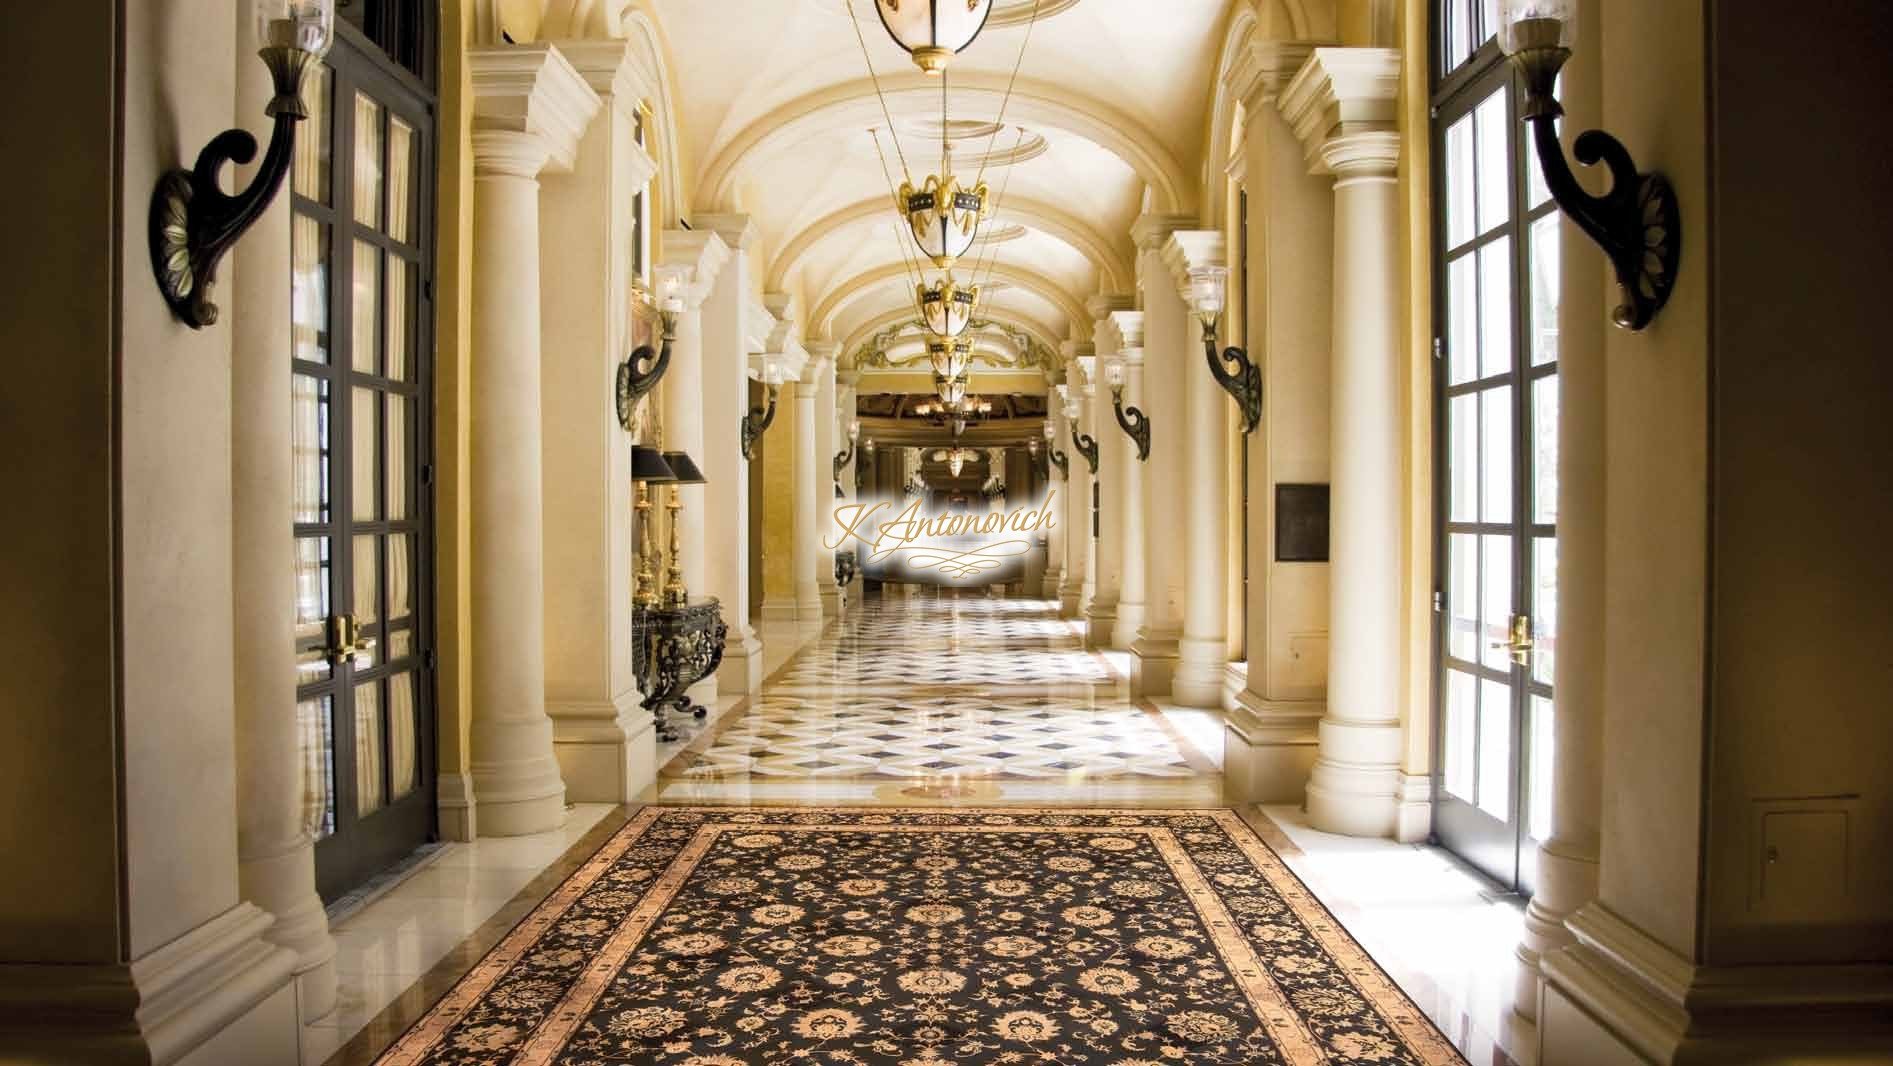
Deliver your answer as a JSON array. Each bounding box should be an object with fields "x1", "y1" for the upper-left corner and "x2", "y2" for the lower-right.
[
  {"x1": 1104, "y1": 361, "x2": 1125, "y2": 389},
  {"x1": 762, "y1": 362, "x2": 784, "y2": 386},
  {"x1": 927, "y1": 338, "x2": 971, "y2": 379},
  {"x1": 848, "y1": 419, "x2": 862, "y2": 440},
  {"x1": 1497, "y1": 0, "x2": 1577, "y2": 54},
  {"x1": 1189, "y1": 266, "x2": 1229, "y2": 315},
  {"x1": 919, "y1": 275, "x2": 979, "y2": 337},
  {"x1": 1042, "y1": 420, "x2": 1056, "y2": 441},
  {"x1": 657, "y1": 269, "x2": 686, "y2": 312},
  {"x1": 256, "y1": 0, "x2": 335, "y2": 55},
  {"x1": 875, "y1": 0, "x2": 994, "y2": 74},
  {"x1": 901, "y1": 173, "x2": 990, "y2": 268},
  {"x1": 1063, "y1": 400, "x2": 1081, "y2": 420}
]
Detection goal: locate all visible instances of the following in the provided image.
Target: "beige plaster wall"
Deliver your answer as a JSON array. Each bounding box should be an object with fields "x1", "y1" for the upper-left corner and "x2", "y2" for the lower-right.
[{"x1": 760, "y1": 383, "x2": 798, "y2": 606}]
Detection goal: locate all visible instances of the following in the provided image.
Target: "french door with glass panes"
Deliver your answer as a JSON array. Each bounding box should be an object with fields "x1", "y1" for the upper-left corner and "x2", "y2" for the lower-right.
[
  {"x1": 1431, "y1": 32, "x2": 1561, "y2": 894},
  {"x1": 291, "y1": 25, "x2": 437, "y2": 902}
]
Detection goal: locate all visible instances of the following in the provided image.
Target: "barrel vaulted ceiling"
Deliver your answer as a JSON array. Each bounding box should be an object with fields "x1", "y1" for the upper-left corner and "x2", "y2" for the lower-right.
[{"x1": 651, "y1": 0, "x2": 1230, "y2": 381}]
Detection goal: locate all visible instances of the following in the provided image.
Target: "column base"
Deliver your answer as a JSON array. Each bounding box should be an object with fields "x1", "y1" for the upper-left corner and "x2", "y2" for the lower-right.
[
  {"x1": 1515, "y1": 834, "x2": 1601, "y2": 1022},
  {"x1": 1129, "y1": 628, "x2": 1179, "y2": 698},
  {"x1": 1041, "y1": 565, "x2": 1063, "y2": 602},
  {"x1": 1171, "y1": 635, "x2": 1228, "y2": 707},
  {"x1": 437, "y1": 772, "x2": 477, "y2": 842},
  {"x1": 550, "y1": 697, "x2": 658, "y2": 803},
  {"x1": 717, "y1": 626, "x2": 765, "y2": 694},
  {"x1": 818, "y1": 580, "x2": 840, "y2": 618},
  {"x1": 1222, "y1": 694, "x2": 1322, "y2": 804},
  {"x1": 1392, "y1": 771, "x2": 1432, "y2": 843},
  {"x1": 760, "y1": 597, "x2": 800, "y2": 622},
  {"x1": 1058, "y1": 579, "x2": 1083, "y2": 618},
  {"x1": 0, "y1": 904, "x2": 300, "y2": 1066},
  {"x1": 1303, "y1": 715, "x2": 1404, "y2": 838},
  {"x1": 1111, "y1": 600, "x2": 1145, "y2": 651},
  {"x1": 238, "y1": 841, "x2": 338, "y2": 1022},
  {"x1": 469, "y1": 745, "x2": 567, "y2": 838},
  {"x1": 795, "y1": 581, "x2": 823, "y2": 620},
  {"x1": 1540, "y1": 903, "x2": 1893, "y2": 1066},
  {"x1": 1084, "y1": 601, "x2": 1117, "y2": 650}
]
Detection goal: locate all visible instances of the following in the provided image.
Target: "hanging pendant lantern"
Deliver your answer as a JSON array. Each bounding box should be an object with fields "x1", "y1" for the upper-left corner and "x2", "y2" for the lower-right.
[
  {"x1": 934, "y1": 372, "x2": 969, "y2": 406},
  {"x1": 918, "y1": 274, "x2": 979, "y2": 337},
  {"x1": 927, "y1": 337, "x2": 971, "y2": 380},
  {"x1": 901, "y1": 165, "x2": 990, "y2": 269},
  {"x1": 875, "y1": 0, "x2": 994, "y2": 75}
]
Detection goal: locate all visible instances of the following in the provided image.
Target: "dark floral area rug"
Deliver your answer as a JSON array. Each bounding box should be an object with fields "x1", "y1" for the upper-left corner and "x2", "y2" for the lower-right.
[{"x1": 373, "y1": 807, "x2": 1464, "y2": 1066}]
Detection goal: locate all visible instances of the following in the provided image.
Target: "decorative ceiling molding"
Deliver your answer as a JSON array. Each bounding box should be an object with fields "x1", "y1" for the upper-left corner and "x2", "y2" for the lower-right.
[
  {"x1": 692, "y1": 73, "x2": 1192, "y2": 213},
  {"x1": 765, "y1": 194, "x2": 1131, "y2": 292},
  {"x1": 810, "y1": 260, "x2": 1090, "y2": 339},
  {"x1": 837, "y1": 305, "x2": 1064, "y2": 370},
  {"x1": 853, "y1": 319, "x2": 1059, "y2": 373}
]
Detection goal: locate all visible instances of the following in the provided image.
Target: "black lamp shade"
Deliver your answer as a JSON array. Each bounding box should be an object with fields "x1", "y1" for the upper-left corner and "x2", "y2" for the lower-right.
[
  {"x1": 661, "y1": 450, "x2": 708, "y2": 485},
  {"x1": 632, "y1": 446, "x2": 678, "y2": 483}
]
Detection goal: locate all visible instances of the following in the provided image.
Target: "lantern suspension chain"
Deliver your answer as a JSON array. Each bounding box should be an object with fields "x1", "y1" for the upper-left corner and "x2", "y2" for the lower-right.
[
  {"x1": 967, "y1": 125, "x2": 1027, "y2": 291},
  {"x1": 845, "y1": 0, "x2": 911, "y2": 182},
  {"x1": 973, "y1": 0, "x2": 1041, "y2": 190},
  {"x1": 871, "y1": 126, "x2": 930, "y2": 317}
]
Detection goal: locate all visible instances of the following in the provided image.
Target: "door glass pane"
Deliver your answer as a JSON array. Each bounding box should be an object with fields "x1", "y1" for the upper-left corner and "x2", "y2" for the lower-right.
[
  {"x1": 1475, "y1": 91, "x2": 1511, "y2": 234},
  {"x1": 1481, "y1": 533, "x2": 1512, "y2": 671},
  {"x1": 355, "y1": 680, "x2": 385, "y2": 815},
  {"x1": 1447, "y1": 254, "x2": 1477, "y2": 385},
  {"x1": 1529, "y1": 695, "x2": 1555, "y2": 839},
  {"x1": 1449, "y1": 394, "x2": 1477, "y2": 521},
  {"x1": 353, "y1": 387, "x2": 379, "y2": 521},
  {"x1": 388, "y1": 116, "x2": 415, "y2": 243},
  {"x1": 292, "y1": 219, "x2": 329, "y2": 364},
  {"x1": 297, "y1": 646, "x2": 330, "y2": 685},
  {"x1": 1481, "y1": 386, "x2": 1513, "y2": 523},
  {"x1": 292, "y1": 374, "x2": 329, "y2": 523},
  {"x1": 352, "y1": 92, "x2": 384, "y2": 229},
  {"x1": 1444, "y1": 670, "x2": 1477, "y2": 799},
  {"x1": 1534, "y1": 537, "x2": 1558, "y2": 685},
  {"x1": 294, "y1": 537, "x2": 331, "y2": 641},
  {"x1": 386, "y1": 259, "x2": 415, "y2": 381},
  {"x1": 1526, "y1": 82, "x2": 1561, "y2": 209},
  {"x1": 388, "y1": 627, "x2": 412, "y2": 662},
  {"x1": 389, "y1": 672, "x2": 418, "y2": 801},
  {"x1": 1444, "y1": 0, "x2": 1473, "y2": 73},
  {"x1": 389, "y1": 534, "x2": 413, "y2": 621},
  {"x1": 1447, "y1": 533, "x2": 1478, "y2": 662},
  {"x1": 1478, "y1": 237, "x2": 1513, "y2": 377},
  {"x1": 1445, "y1": 112, "x2": 1476, "y2": 247},
  {"x1": 294, "y1": 62, "x2": 331, "y2": 203},
  {"x1": 351, "y1": 241, "x2": 382, "y2": 374},
  {"x1": 386, "y1": 396, "x2": 409, "y2": 520},
  {"x1": 354, "y1": 534, "x2": 381, "y2": 628},
  {"x1": 299, "y1": 696, "x2": 336, "y2": 838},
  {"x1": 1529, "y1": 213, "x2": 1561, "y2": 365},
  {"x1": 1478, "y1": 678, "x2": 1512, "y2": 819},
  {"x1": 1533, "y1": 374, "x2": 1559, "y2": 524}
]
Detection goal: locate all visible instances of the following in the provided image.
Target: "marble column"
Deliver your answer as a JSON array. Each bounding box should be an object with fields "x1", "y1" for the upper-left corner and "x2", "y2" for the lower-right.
[
  {"x1": 1041, "y1": 402, "x2": 1066, "y2": 602},
  {"x1": 1071, "y1": 366, "x2": 1100, "y2": 619},
  {"x1": 1080, "y1": 312, "x2": 1122, "y2": 650},
  {"x1": 812, "y1": 350, "x2": 841, "y2": 617},
  {"x1": 836, "y1": 370, "x2": 860, "y2": 611},
  {"x1": 1057, "y1": 388, "x2": 1089, "y2": 617},
  {"x1": 1163, "y1": 230, "x2": 1230, "y2": 708},
  {"x1": 1126, "y1": 216, "x2": 1193, "y2": 693},
  {"x1": 539, "y1": 40, "x2": 659, "y2": 803},
  {"x1": 1283, "y1": 48, "x2": 1405, "y2": 838},
  {"x1": 794, "y1": 352, "x2": 829, "y2": 619},
  {"x1": 693, "y1": 214, "x2": 766, "y2": 692},
  {"x1": 1515, "y1": 7, "x2": 1604, "y2": 1018},
  {"x1": 468, "y1": 46, "x2": 598, "y2": 835},
  {"x1": 1222, "y1": 40, "x2": 1332, "y2": 805},
  {"x1": 231, "y1": 8, "x2": 336, "y2": 1020}
]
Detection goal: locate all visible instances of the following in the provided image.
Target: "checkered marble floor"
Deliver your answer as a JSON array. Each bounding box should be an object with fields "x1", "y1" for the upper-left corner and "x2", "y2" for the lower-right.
[{"x1": 661, "y1": 594, "x2": 1214, "y2": 785}]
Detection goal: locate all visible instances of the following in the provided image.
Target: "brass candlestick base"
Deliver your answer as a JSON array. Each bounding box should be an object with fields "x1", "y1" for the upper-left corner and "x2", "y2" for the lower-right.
[
  {"x1": 663, "y1": 488, "x2": 689, "y2": 607},
  {"x1": 634, "y1": 483, "x2": 657, "y2": 608}
]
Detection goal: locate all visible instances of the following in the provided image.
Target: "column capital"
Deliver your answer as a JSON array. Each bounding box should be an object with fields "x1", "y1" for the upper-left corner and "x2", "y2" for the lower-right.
[
  {"x1": 1086, "y1": 293, "x2": 1133, "y2": 331},
  {"x1": 836, "y1": 369, "x2": 862, "y2": 388},
  {"x1": 801, "y1": 341, "x2": 840, "y2": 384},
  {"x1": 1162, "y1": 231, "x2": 1227, "y2": 305},
  {"x1": 1071, "y1": 354, "x2": 1098, "y2": 388},
  {"x1": 1131, "y1": 213, "x2": 1198, "y2": 253},
  {"x1": 470, "y1": 44, "x2": 601, "y2": 176},
  {"x1": 1097, "y1": 310, "x2": 1146, "y2": 355},
  {"x1": 659, "y1": 230, "x2": 733, "y2": 310},
  {"x1": 1279, "y1": 47, "x2": 1402, "y2": 176},
  {"x1": 695, "y1": 213, "x2": 762, "y2": 251},
  {"x1": 1225, "y1": 39, "x2": 1329, "y2": 114},
  {"x1": 553, "y1": 38, "x2": 642, "y2": 106},
  {"x1": 1061, "y1": 340, "x2": 1096, "y2": 365}
]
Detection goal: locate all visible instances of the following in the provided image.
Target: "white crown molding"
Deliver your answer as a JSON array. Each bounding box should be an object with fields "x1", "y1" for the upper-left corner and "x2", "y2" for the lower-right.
[
  {"x1": 694, "y1": 212, "x2": 761, "y2": 252},
  {"x1": 1131, "y1": 212, "x2": 1198, "y2": 253},
  {"x1": 1085, "y1": 293, "x2": 1133, "y2": 326},
  {"x1": 468, "y1": 44, "x2": 602, "y2": 176},
  {"x1": 1162, "y1": 231, "x2": 1228, "y2": 305},
  {"x1": 1098, "y1": 310, "x2": 1146, "y2": 355},
  {"x1": 801, "y1": 341, "x2": 840, "y2": 385},
  {"x1": 744, "y1": 296, "x2": 775, "y2": 357},
  {"x1": 658, "y1": 230, "x2": 732, "y2": 310},
  {"x1": 1279, "y1": 47, "x2": 1402, "y2": 175},
  {"x1": 552, "y1": 38, "x2": 641, "y2": 105},
  {"x1": 1225, "y1": 40, "x2": 1329, "y2": 114}
]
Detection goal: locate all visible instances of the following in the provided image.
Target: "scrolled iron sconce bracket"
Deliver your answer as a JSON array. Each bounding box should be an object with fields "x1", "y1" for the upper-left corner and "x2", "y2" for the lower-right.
[
  {"x1": 1071, "y1": 426, "x2": 1099, "y2": 475},
  {"x1": 150, "y1": 47, "x2": 314, "y2": 329},
  {"x1": 616, "y1": 311, "x2": 678, "y2": 431},
  {"x1": 741, "y1": 385, "x2": 780, "y2": 461},
  {"x1": 832, "y1": 440, "x2": 856, "y2": 484},
  {"x1": 1510, "y1": 39, "x2": 1679, "y2": 331},
  {"x1": 1048, "y1": 446, "x2": 1069, "y2": 479},
  {"x1": 1202, "y1": 318, "x2": 1262, "y2": 434},
  {"x1": 1111, "y1": 386, "x2": 1151, "y2": 462}
]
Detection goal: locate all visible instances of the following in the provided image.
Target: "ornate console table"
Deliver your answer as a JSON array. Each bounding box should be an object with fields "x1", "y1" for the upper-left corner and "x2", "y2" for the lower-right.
[{"x1": 633, "y1": 596, "x2": 728, "y2": 742}]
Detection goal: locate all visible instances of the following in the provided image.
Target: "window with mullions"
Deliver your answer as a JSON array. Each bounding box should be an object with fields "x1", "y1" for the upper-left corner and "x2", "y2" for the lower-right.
[{"x1": 1429, "y1": 1, "x2": 1561, "y2": 895}]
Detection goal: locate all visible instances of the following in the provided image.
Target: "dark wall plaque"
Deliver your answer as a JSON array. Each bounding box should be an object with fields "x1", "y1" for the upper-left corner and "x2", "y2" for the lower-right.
[{"x1": 1275, "y1": 483, "x2": 1330, "y2": 562}]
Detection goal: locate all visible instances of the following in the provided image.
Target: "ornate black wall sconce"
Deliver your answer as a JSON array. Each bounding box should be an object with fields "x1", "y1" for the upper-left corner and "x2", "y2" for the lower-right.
[
  {"x1": 1188, "y1": 267, "x2": 1262, "y2": 434},
  {"x1": 1105, "y1": 362, "x2": 1150, "y2": 462},
  {"x1": 1500, "y1": 2, "x2": 1679, "y2": 331},
  {"x1": 616, "y1": 308, "x2": 679, "y2": 431},
  {"x1": 832, "y1": 419, "x2": 860, "y2": 496},
  {"x1": 741, "y1": 370, "x2": 782, "y2": 461},
  {"x1": 1042, "y1": 422, "x2": 1069, "y2": 478},
  {"x1": 1071, "y1": 424, "x2": 1099, "y2": 475},
  {"x1": 151, "y1": 1, "x2": 335, "y2": 328}
]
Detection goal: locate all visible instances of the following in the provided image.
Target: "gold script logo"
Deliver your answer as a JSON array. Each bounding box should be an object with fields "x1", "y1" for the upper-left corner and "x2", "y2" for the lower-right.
[{"x1": 825, "y1": 492, "x2": 1059, "y2": 581}]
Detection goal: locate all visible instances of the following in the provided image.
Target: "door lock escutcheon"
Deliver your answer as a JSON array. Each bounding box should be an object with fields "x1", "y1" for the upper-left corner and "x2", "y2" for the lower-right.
[
  {"x1": 1490, "y1": 613, "x2": 1534, "y2": 667},
  {"x1": 325, "y1": 613, "x2": 376, "y2": 667}
]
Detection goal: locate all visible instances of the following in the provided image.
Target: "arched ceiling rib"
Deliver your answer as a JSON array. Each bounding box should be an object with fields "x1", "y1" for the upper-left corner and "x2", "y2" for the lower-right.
[
  {"x1": 840, "y1": 305, "x2": 1063, "y2": 371},
  {"x1": 767, "y1": 194, "x2": 1132, "y2": 293},
  {"x1": 812, "y1": 261, "x2": 1088, "y2": 340}
]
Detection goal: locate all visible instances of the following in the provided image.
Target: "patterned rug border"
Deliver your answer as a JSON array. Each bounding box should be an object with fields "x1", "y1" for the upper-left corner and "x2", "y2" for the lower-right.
[{"x1": 370, "y1": 806, "x2": 1468, "y2": 1066}]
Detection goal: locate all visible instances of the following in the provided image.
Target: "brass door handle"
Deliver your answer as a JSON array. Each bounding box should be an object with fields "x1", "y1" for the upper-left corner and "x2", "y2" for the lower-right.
[
  {"x1": 1490, "y1": 615, "x2": 1534, "y2": 667},
  {"x1": 326, "y1": 614, "x2": 376, "y2": 667}
]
